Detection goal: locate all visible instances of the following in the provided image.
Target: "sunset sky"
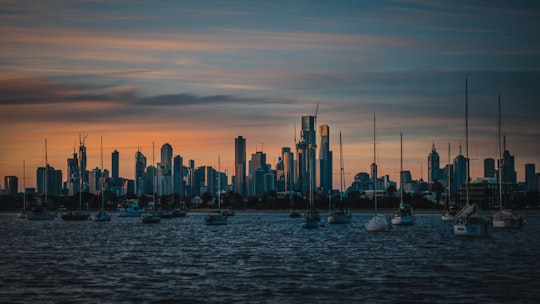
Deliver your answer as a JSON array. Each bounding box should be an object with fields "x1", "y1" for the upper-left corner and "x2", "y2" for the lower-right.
[{"x1": 1, "y1": 0, "x2": 539, "y2": 190}]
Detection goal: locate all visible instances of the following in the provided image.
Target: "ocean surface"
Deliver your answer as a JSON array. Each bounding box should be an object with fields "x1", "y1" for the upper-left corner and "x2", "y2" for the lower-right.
[{"x1": 1, "y1": 212, "x2": 539, "y2": 303}]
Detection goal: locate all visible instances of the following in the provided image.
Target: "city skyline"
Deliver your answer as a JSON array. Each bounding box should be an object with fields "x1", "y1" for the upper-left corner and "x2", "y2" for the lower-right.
[{"x1": 1, "y1": 1, "x2": 540, "y2": 190}]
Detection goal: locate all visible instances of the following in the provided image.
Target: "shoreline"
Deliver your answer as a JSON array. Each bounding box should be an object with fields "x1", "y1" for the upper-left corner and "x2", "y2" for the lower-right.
[{"x1": 5, "y1": 208, "x2": 540, "y2": 216}]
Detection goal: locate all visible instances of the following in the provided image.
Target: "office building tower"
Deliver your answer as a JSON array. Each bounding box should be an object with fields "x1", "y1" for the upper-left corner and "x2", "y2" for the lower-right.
[
  {"x1": 428, "y1": 142, "x2": 440, "y2": 183},
  {"x1": 37, "y1": 165, "x2": 62, "y2": 197},
  {"x1": 187, "y1": 160, "x2": 195, "y2": 197},
  {"x1": 135, "y1": 149, "x2": 146, "y2": 195},
  {"x1": 296, "y1": 115, "x2": 316, "y2": 195},
  {"x1": 160, "y1": 143, "x2": 173, "y2": 195},
  {"x1": 525, "y1": 163, "x2": 537, "y2": 192},
  {"x1": 501, "y1": 148, "x2": 517, "y2": 184},
  {"x1": 319, "y1": 124, "x2": 332, "y2": 192},
  {"x1": 78, "y1": 134, "x2": 88, "y2": 192},
  {"x1": 4, "y1": 176, "x2": 18, "y2": 196},
  {"x1": 484, "y1": 158, "x2": 495, "y2": 178},
  {"x1": 112, "y1": 150, "x2": 119, "y2": 179},
  {"x1": 249, "y1": 151, "x2": 267, "y2": 196},
  {"x1": 282, "y1": 147, "x2": 295, "y2": 193},
  {"x1": 234, "y1": 136, "x2": 247, "y2": 196},
  {"x1": 67, "y1": 152, "x2": 79, "y2": 196},
  {"x1": 173, "y1": 155, "x2": 184, "y2": 198},
  {"x1": 453, "y1": 153, "x2": 467, "y2": 196}
]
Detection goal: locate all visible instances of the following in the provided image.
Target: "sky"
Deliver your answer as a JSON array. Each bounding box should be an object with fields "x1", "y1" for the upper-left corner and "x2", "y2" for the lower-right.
[{"x1": 1, "y1": 0, "x2": 540, "y2": 191}]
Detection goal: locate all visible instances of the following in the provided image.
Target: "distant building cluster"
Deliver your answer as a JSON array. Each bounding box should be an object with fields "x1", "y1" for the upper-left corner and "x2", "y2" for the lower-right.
[{"x1": 2, "y1": 116, "x2": 539, "y2": 206}]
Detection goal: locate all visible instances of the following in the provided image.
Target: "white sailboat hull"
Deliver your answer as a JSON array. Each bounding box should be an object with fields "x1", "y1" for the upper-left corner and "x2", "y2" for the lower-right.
[
  {"x1": 453, "y1": 222, "x2": 489, "y2": 237},
  {"x1": 327, "y1": 209, "x2": 352, "y2": 224},
  {"x1": 492, "y1": 210, "x2": 525, "y2": 229},
  {"x1": 365, "y1": 215, "x2": 391, "y2": 232}
]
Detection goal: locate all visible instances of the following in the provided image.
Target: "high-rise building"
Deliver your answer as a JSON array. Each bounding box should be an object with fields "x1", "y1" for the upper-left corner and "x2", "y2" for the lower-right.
[
  {"x1": 319, "y1": 124, "x2": 332, "y2": 193},
  {"x1": 160, "y1": 143, "x2": 173, "y2": 195},
  {"x1": 282, "y1": 147, "x2": 295, "y2": 193},
  {"x1": 249, "y1": 151, "x2": 267, "y2": 196},
  {"x1": 135, "y1": 149, "x2": 146, "y2": 195},
  {"x1": 112, "y1": 150, "x2": 119, "y2": 179},
  {"x1": 173, "y1": 155, "x2": 184, "y2": 198},
  {"x1": 37, "y1": 165, "x2": 62, "y2": 197},
  {"x1": 67, "y1": 152, "x2": 79, "y2": 196},
  {"x1": 501, "y1": 148, "x2": 517, "y2": 184},
  {"x1": 525, "y1": 163, "x2": 537, "y2": 192},
  {"x1": 428, "y1": 142, "x2": 440, "y2": 183},
  {"x1": 4, "y1": 176, "x2": 18, "y2": 196},
  {"x1": 234, "y1": 136, "x2": 247, "y2": 196},
  {"x1": 484, "y1": 158, "x2": 495, "y2": 178},
  {"x1": 79, "y1": 134, "x2": 88, "y2": 192},
  {"x1": 296, "y1": 115, "x2": 317, "y2": 196},
  {"x1": 453, "y1": 152, "x2": 467, "y2": 196}
]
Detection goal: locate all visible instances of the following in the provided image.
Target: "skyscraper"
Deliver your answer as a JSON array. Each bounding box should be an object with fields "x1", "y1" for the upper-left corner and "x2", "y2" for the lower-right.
[
  {"x1": 282, "y1": 147, "x2": 295, "y2": 193},
  {"x1": 296, "y1": 115, "x2": 316, "y2": 196},
  {"x1": 173, "y1": 155, "x2": 184, "y2": 198},
  {"x1": 112, "y1": 150, "x2": 119, "y2": 179},
  {"x1": 160, "y1": 143, "x2": 173, "y2": 195},
  {"x1": 4, "y1": 176, "x2": 18, "y2": 196},
  {"x1": 319, "y1": 124, "x2": 332, "y2": 192},
  {"x1": 428, "y1": 142, "x2": 440, "y2": 183},
  {"x1": 79, "y1": 134, "x2": 88, "y2": 192},
  {"x1": 525, "y1": 163, "x2": 537, "y2": 192},
  {"x1": 484, "y1": 158, "x2": 495, "y2": 178},
  {"x1": 249, "y1": 151, "x2": 267, "y2": 196},
  {"x1": 135, "y1": 149, "x2": 146, "y2": 195},
  {"x1": 67, "y1": 152, "x2": 79, "y2": 196},
  {"x1": 234, "y1": 136, "x2": 246, "y2": 196},
  {"x1": 501, "y1": 148, "x2": 517, "y2": 184}
]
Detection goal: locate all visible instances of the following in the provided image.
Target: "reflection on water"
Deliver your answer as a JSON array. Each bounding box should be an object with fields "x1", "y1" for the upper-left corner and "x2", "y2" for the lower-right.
[{"x1": 1, "y1": 213, "x2": 539, "y2": 303}]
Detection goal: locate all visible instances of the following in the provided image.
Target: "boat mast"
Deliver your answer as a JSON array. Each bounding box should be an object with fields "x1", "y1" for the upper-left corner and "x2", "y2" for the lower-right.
[
  {"x1": 446, "y1": 142, "x2": 451, "y2": 209},
  {"x1": 152, "y1": 141, "x2": 155, "y2": 210},
  {"x1": 23, "y1": 160, "x2": 26, "y2": 211},
  {"x1": 400, "y1": 132, "x2": 403, "y2": 206},
  {"x1": 465, "y1": 77, "x2": 470, "y2": 206},
  {"x1": 339, "y1": 131, "x2": 344, "y2": 201},
  {"x1": 100, "y1": 136, "x2": 104, "y2": 210},
  {"x1": 498, "y1": 93, "x2": 503, "y2": 210},
  {"x1": 45, "y1": 139, "x2": 48, "y2": 203},
  {"x1": 372, "y1": 113, "x2": 378, "y2": 214}
]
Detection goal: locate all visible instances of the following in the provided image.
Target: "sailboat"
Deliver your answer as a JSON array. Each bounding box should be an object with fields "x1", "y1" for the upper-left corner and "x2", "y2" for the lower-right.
[
  {"x1": 453, "y1": 77, "x2": 490, "y2": 237},
  {"x1": 92, "y1": 136, "x2": 111, "y2": 222},
  {"x1": 17, "y1": 160, "x2": 28, "y2": 219},
  {"x1": 492, "y1": 93, "x2": 525, "y2": 229},
  {"x1": 328, "y1": 131, "x2": 352, "y2": 224},
  {"x1": 442, "y1": 143, "x2": 457, "y2": 221},
  {"x1": 205, "y1": 156, "x2": 227, "y2": 225},
  {"x1": 62, "y1": 136, "x2": 91, "y2": 221},
  {"x1": 28, "y1": 139, "x2": 56, "y2": 220},
  {"x1": 391, "y1": 133, "x2": 415, "y2": 225},
  {"x1": 142, "y1": 142, "x2": 161, "y2": 224},
  {"x1": 365, "y1": 114, "x2": 391, "y2": 232}
]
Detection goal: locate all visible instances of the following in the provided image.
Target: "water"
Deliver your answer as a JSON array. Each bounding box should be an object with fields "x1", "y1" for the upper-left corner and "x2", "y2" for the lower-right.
[{"x1": 1, "y1": 212, "x2": 539, "y2": 303}]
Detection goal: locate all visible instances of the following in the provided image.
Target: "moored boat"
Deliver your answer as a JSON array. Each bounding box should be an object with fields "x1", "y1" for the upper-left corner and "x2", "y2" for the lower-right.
[{"x1": 117, "y1": 199, "x2": 145, "y2": 217}]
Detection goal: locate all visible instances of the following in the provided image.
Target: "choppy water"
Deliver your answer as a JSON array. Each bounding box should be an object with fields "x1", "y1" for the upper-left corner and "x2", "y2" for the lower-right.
[{"x1": 1, "y1": 212, "x2": 539, "y2": 303}]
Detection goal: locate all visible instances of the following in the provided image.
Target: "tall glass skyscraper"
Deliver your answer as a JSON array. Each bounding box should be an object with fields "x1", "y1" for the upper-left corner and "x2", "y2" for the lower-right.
[
  {"x1": 160, "y1": 143, "x2": 173, "y2": 195},
  {"x1": 135, "y1": 149, "x2": 146, "y2": 195},
  {"x1": 234, "y1": 136, "x2": 246, "y2": 196},
  {"x1": 319, "y1": 124, "x2": 332, "y2": 193},
  {"x1": 112, "y1": 150, "x2": 119, "y2": 179},
  {"x1": 428, "y1": 142, "x2": 440, "y2": 183},
  {"x1": 296, "y1": 116, "x2": 316, "y2": 196}
]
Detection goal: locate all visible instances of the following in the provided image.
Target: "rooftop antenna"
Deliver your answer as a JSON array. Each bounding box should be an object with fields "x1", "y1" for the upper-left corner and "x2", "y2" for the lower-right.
[{"x1": 261, "y1": 140, "x2": 264, "y2": 152}]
